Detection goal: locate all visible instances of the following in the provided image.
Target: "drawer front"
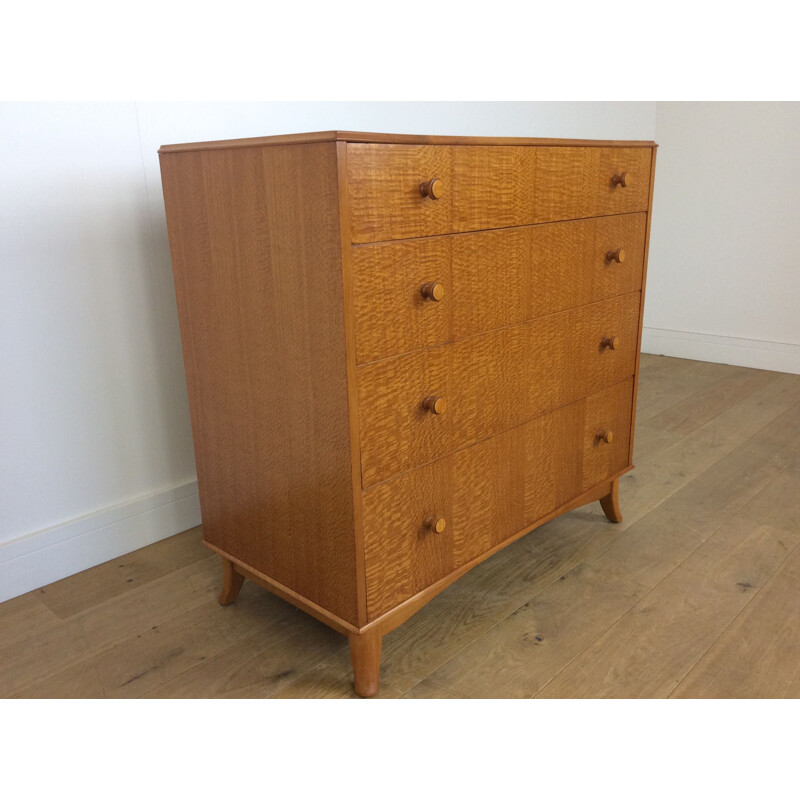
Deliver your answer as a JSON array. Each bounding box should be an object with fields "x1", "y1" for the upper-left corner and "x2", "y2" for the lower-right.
[
  {"x1": 362, "y1": 379, "x2": 634, "y2": 619},
  {"x1": 347, "y1": 144, "x2": 652, "y2": 243},
  {"x1": 353, "y1": 213, "x2": 647, "y2": 363},
  {"x1": 533, "y1": 147, "x2": 652, "y2": 222},
  {"x1": 358, "y1": 292, "x2": 640, "y2": 487}
]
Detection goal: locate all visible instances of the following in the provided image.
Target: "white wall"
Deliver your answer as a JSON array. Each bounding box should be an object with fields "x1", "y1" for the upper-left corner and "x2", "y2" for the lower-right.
[
  {"x1": 0, "y1": 101, "x2": 657, "y2": 601},
  {"x1": 644, "y1": 102, "x2": 800, "y2": 372}
]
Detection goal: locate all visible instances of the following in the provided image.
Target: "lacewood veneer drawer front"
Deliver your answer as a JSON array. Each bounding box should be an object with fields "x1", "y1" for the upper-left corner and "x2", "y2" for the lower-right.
[
  {"x1": 362, "y1": 378, "x2": 634, "y2": 619},
  {"x1": 347, "y1": 144, "x2": 652, "y2": 243},
  {"x1": 353, "y1": 212, "x2": 647, "y2": 364},
  {"x1": 358, "y1": 291, "x2": 640, "y2": 487}
]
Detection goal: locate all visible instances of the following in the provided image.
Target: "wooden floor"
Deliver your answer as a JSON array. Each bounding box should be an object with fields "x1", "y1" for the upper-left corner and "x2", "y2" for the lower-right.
[{"x1": 3, "y1": 354, "x2": 800, "y2": 699}]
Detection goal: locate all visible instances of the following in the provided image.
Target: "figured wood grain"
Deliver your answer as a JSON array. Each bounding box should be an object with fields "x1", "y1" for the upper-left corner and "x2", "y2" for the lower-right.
[
  {"x1": 533, "y1": 147, "x2": 652, "y2": 222},
  {"x1": 358, "y1": 292, "x2": 640, "y2": 487},
  {"x1": 362, "y1": 379, "x2": 633, "y2": 619},
  {"x1": 335, "y1": 141, "x2": 369, "y2": 627},
  {"x1": 627, "y1": 147, "x2": 658, "y2": 465},
  {"x1": 582, "y1": 381, "x2": 635, "y2": 491},
  {"x1": 352, "y1": 212, "x2": 646, "y2": 363},
  {"x1": 160, "y1": 142, "x2": 359, "y2": 624},
  {"x1": 352, "y1": 235, "x2": 455, "y2": 364},
  {"x1": 348, "y1": 145, "x2": 651, "y2": 243}
]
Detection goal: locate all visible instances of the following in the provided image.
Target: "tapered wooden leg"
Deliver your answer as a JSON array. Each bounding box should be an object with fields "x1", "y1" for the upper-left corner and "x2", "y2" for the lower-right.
[
  {"x1": 349, "y1": 628, "x2": 382, "y2": 698},
  {"x1": 219, "y1": 556, "x2": 245, "y2": 605},
  {"x1": 599, "y1": 478, "x2": 623, "y2": 523}
]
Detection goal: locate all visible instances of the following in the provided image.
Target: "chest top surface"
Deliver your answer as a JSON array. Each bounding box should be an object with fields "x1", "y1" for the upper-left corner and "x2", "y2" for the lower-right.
[{"x1": 159, "y1": 130, "x2": 657, "y2": 154}]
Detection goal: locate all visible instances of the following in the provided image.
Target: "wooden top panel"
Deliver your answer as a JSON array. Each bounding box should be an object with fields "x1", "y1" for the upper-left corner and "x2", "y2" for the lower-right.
[{"x1": 159, "y1": 130, "x2": 658, "y2": 154}]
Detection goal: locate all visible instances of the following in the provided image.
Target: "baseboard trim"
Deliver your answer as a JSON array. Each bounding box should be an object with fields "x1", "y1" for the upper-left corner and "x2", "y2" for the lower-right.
[
  {"x1": 641, "y1": 327, "x2": 800, "y2": 375},
  {"x1": 0, "y1": 481, "x2": 201, "y2": 603}
]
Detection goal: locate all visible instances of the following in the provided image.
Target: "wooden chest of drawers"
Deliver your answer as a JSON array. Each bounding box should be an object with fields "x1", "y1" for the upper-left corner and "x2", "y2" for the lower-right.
[{"x1": 159, "y1": 131, "x2": 657, "y2": 697}]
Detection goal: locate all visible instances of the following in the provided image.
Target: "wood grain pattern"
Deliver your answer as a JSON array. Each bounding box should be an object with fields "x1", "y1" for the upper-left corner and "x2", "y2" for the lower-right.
[
  {"x1": 353, "y1": 235, "x2": 454, "y2": 364},
  {"x1": 159, "y1": 130, "x2": 657, "y2": 154},
  {"x1": 348, "y1": 145, "x2": 651, "y2": 243},
  {"x1": 35, "y1": 526, "x2": 209, "y2": 619},
  {"x1": 204, "y1": 542, "x2": 359, "y2": 635},
  {"x1": 219, "y1": 557, "x2": 244, "y2": 605},
  {"x1": 352, "y1": 212, "x2": 646, "y2": 363},
  {"x1": 159, "y1": 133, "x2": 656, "y2": 696},
  {"x1": 537, "y1": 516, "x2": 800, "y2": 699},
  {"x1": 403, "y1": 561, "x2": 648, "y2": 699},
  {"x1": 358, "y1": 292, "x2": 640, "y2": 487},
  {"x1": 599, "y1": 479, "x2": 623, "y2": 523},
  {"x1": 362, "y1": 379, "x2": 633, "y2": 619},
  {"x1": 160, "y1": 142, "x2": 359, "y2": 624},
  {"x1": 627, "y1": 147, "x2": 658, "y2": 465},
  {"x1": 532, "y1": 147, "x2": 652, "y2": 222},
  {"x1": 349, "y1": 628, "x2": 382, "y2": 697},
  {"x1": 671, "y1": 543, "x2": 800, "y2": 699},
  {"x1": 334, "y1": 141, "x2": 369, "y2": 627}
]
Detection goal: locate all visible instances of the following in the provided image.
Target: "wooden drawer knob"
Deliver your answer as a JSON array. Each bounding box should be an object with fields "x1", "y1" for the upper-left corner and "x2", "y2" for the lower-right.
[
  {"x1": 606, "y1": 248, "x2": 626, "y2": 264},
  {"x1": 420, "y1": 281, "x2": 445, "y2": 301},
  {"x1": 422, "y1": 395, "x2": 446, "y2": 414},
  {"x1": 611, "y1": 172, "x2": 629, "y2": 188},
  {"x1": 419, "y1": 178, "x2": 444, "y2": 200},
  {"x1": 601, "y1": 336, "x2": 619, "y2": 351},
  {"x1": 425, "y1": 516, "x2": 447, "y2": 534},
  {"x1": 596, "y1": 430, "x2": 615, "y2": 445}
]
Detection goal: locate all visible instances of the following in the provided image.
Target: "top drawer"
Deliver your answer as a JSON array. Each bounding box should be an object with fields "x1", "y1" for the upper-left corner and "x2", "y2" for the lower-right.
[{"x1": 346, "y1": 144, "x2": 652, "y2": 243}]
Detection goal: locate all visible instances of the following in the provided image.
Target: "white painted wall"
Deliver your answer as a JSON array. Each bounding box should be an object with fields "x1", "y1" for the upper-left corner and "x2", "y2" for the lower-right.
[
  {"x1": 643, "y1": 102, "x2": 800, "y2": 372},
  {"x1": 0, "y1": 101, "x2": 657, "y2": 600}
]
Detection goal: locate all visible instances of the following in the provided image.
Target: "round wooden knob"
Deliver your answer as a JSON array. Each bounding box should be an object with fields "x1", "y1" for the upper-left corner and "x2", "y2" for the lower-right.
[
  {"x1": 420, "y1": 281, "x2": 445, "y2": 301},
  {"x1": 425, "y1": 516, "x2": 446, "y2": 534},
  {"x1": 601, "y1": 336, "x2": 619, "y2": 351},
  {"x1": 606, "y1": 248, "x2": 626, "y2": 264},
  {"x1": 422, "y1": 396, "x2": 446, "y2": 414},
  {"x1": 596, "y1": 430, "x2": 614, "y2": 445},
  {"x1": 611, "y1": 172, "x2": 629, "y2": 188},
  {"x1": 419, "y1": 178, "x2": 444, "y2": 200}
]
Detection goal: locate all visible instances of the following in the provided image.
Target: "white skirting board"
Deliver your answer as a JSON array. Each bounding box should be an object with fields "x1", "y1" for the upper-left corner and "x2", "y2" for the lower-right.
[
  {"x1": 641, "y1": 327, "x2": 800, "y2": 375},
  {"x1": 0, "y1": 482, "x2": 201, "y2": 603}
]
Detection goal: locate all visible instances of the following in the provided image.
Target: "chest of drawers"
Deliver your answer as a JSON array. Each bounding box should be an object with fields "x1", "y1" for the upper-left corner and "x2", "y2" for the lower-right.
[{"x1": 159, "y1": 131, "x2": 657, "y2": 697}]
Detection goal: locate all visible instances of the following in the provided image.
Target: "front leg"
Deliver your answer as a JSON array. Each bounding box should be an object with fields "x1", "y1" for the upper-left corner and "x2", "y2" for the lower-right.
[
  {"x1": 349, "y1": 628, "x2": 382, "y2": 698},
  {"x1": 218, "y1": 556, "x2": 245, "y2": 605},
  {"x1": 599, "y1": 478, "x2": 622, "y2": 523}
]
